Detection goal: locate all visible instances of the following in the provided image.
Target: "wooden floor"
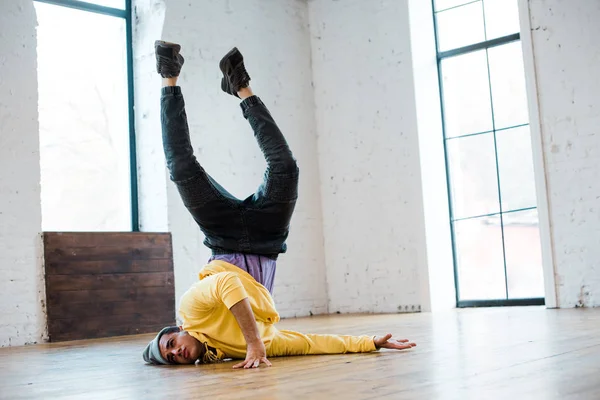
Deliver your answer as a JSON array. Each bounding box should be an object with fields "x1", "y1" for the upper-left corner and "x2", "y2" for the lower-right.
[{"x1": 1, "y1": 307, "x2": 599, "y2": 400}]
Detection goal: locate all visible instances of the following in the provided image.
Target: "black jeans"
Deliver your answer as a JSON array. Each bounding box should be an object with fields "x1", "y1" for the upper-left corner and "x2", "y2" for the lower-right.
[{"x1": 160, "y1": 87, "x2": 299, "y2": 259}]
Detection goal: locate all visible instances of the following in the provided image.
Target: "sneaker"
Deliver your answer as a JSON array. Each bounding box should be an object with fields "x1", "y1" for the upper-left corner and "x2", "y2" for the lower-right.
[
  {"x1": 155, "y1": 40, "x2": 184, "y2": 78},
  {"x1": 219, "y1": 47, "x2": 251, "y2": 98}
]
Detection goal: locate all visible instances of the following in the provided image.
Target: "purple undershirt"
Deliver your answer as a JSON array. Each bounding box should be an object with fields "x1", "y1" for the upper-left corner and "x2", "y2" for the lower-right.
[{"x1": 208, "y1": 254, "x2": 277, "y2": 294}]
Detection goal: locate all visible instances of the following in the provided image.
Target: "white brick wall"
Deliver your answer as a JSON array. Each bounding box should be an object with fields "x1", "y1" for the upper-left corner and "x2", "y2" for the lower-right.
[
  {"x1": 133, "y1": 0, "x2": 170, "y2": 233},
  {"x1": 408, "y1": 0, "x2": 456, "y2": 311},
  {"x1": 527, "y1": 0, "x2": 600, "y2": 307},
  {"x1": 156, "y1": 0, "x2": 329, "y2": 317},
  {"x1": 308, "y1": 0, "x2": 428, "y2": 313},
  {"x1": 0, "y1": 0, "x2": 46, "y2": 347}
]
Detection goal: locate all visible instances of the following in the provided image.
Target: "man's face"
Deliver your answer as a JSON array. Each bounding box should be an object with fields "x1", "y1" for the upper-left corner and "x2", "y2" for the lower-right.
[{"x1": 159, "y1": 329, "x2": 203, "y2": 365}]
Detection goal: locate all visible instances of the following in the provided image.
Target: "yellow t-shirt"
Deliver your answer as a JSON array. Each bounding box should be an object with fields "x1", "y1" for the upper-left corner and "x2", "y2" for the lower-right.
[{"x1": 178, "y1": 260, "x2": 376, "y2": 361}]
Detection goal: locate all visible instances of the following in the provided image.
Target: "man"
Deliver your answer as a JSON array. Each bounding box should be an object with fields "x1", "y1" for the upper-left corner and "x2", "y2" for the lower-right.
[
  {"x1": 143, "y1": 42, "x2": 416, "y2": 368},
  {"x1": 155, "y1": 42, "x2": 297, "y2": 295}
]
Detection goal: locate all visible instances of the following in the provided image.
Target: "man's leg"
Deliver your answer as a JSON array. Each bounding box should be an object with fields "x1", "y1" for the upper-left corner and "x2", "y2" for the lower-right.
[
  {"x1": 218, "y1": 48, "x2": 299, "y2": 257},
  {"x1": 157, "y1": 41, "x2": 246, "y2": 253},
  {"x1": 239, "y1": 87, "x2": 299, "y2": 204},
  {"x1": 241, "y1": 88, "x2": 299, "y2": 256},
  {"x1": 219, "y1": 47, "x2": 299, "y2": 204}
]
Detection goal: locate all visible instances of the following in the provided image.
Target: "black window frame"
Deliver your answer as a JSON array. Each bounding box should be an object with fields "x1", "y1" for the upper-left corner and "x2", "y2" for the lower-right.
[
  {"x1": 34, "y1": 0, "x2": 139, "y2": 231},
  {"x1": 432, "y1": 0, "x2": 545, "y2": 308}
]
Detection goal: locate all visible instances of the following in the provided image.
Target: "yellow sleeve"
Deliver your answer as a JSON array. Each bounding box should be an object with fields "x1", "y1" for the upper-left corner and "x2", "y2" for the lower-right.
[
  {"x1": 180, "y1": 272, "x2": 248, "y2": 313},
  {"x1": 213, "y1": 272, "x2": 249, "y2": 309},
  {"x1": 267, "y1": 330, "x2": 377, "y2": 357}
]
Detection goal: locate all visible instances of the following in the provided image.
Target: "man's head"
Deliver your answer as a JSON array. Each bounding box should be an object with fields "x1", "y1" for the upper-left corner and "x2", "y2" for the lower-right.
[{"x1": 143, "y1": 326, "x2": 203, "y2": 365}]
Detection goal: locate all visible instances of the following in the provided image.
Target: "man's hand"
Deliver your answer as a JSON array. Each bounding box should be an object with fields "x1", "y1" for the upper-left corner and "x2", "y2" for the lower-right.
[
  {"x1": 233, "y1": 340, "x2": 272, "y2": 369},
  {"x1": 374, "y1": 334, "x2": 416, "y2": 350},
  {"x1": 229, "y1": 298, "x2": 272, "y2": 369}
]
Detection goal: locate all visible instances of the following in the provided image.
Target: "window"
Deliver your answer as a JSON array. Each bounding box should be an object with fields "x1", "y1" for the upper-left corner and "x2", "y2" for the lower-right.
[
  {"x1": 34, "y1": 0, "x2": 137, "y2": 231},
  {"x1": 433, "y1": 0, "x2": 545, "y2": 306}
]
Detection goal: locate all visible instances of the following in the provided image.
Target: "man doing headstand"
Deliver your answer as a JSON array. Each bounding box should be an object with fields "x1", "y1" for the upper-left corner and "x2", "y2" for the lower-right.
[{"x1": 143, "y1": 41, "x2": 416, "y2": 368}]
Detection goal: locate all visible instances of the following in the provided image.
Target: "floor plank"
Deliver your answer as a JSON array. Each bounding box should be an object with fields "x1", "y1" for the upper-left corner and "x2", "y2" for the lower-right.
[{"x1": 1, "y1": 307, "x2": 599, "y2": 400}]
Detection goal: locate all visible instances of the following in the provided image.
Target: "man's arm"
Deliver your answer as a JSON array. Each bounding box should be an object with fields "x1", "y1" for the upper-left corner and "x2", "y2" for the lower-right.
[
  {"x1": 268, "y1": 330, "x2": 416, "y2": 357},
  {"x1": 210, "y1": 272, "x2": 272, "y2": 369},
  {"x1": 229, "y1": 298, "x2": 272, "y2": 369}
]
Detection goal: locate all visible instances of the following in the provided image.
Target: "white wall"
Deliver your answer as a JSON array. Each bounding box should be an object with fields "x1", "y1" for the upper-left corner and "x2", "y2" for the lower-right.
[
  {"x1": 0, "y1": 0, "x2": 46, "y2": 347},
  {"x1": 308, "y1": 0, "x2": 429, "y2": 313},
  {"x1": 155, "y1": 0, "x2": 329, "y2": 317},
  {"x1": 133, "y1": 0, "x2": 169, "y2": 232},
  {"x1": 524, "y1": 0, "x2": 600, "y2": 307},
  {"x1": 408, "y1": 0, "x2": 456, "y2": 311}
]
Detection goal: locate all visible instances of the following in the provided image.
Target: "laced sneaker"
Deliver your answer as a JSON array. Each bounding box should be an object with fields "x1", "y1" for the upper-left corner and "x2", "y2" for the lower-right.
[
  {"x1": 219, "y1": 47, "x2": 251, "y2": 98},
  {"x1": 155, "y1": 40, "x2": 184, "y2": 78}
]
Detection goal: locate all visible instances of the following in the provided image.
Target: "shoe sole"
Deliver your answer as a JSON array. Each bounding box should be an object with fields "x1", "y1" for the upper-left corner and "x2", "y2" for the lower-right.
[{"x1": 155, "y1": 40, "x2": 181, "y2": 53}]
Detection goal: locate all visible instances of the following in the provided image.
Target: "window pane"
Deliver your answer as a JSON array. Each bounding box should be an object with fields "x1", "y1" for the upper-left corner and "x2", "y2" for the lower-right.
[
  {"x1": 441, "y1": 50, "x2": 493, "y2": 137},
  {"x1": 496, "y1": 126, "x2": 537, "y2": 212},
  {"x1": 434, "y1": 0, "x2": 478, "y2": 12},
  {"x1": 488, "y1": 42, "x2": 529, "y2": 129},
  {"x1": 455, "y1": 216, "x2": 506, "y2": 300},
  {"x1": 504, "y1": 209, "x2": 545, "y2": 299},
  {"x1": 484, "y1": 0, "x2": 520, "y2": 40},
  {"x1": 36, "y1": 2, "x2": 131, "y2": 231},
  {"x1": 436, "y1": 1, "x2": 485, "y2": 52},
  {"x1": 447, "y1": 133, "x2": 500, "y2": 219},
  {"x1": 82, "y1": 0, "x2": 125, "y2": 9}
]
